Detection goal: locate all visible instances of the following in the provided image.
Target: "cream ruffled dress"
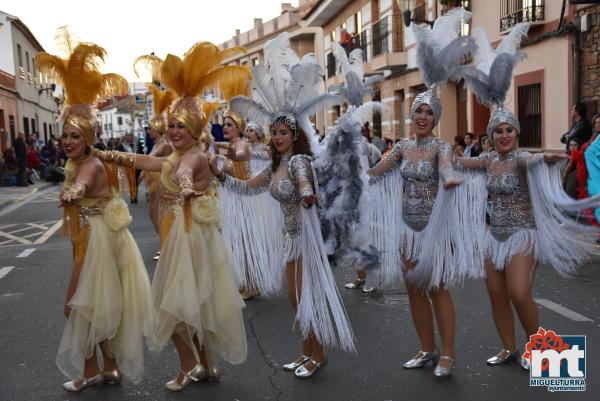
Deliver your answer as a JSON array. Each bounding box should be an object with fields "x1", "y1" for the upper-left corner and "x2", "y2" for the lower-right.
[
  {"x1": 56, "y1": 195, "x2": 153, "y2": 385},
  {"x1": 151, "y1": 154, "x2": 247, "y2": 364}
]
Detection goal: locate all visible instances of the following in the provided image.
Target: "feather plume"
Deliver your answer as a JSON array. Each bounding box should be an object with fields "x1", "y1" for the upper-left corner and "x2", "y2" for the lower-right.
[
  {"x1": 53, "y1": 26, "x2": 78, "y2": 57},
  {"x1": 200, "y1": 100, "x2": 221, "y2": 129},
  {"x1": 350, "y1": 101, "x2": 383, "y2": 125},
  {"x1": 348, "y1": 49, "x2": 364, "y2": 81},
  {"x1": 220, "y1": 67, "x2": 251, "y2": 102},
  {"x1": 133, "y1": 54, "x2": 163, "y2": 80},
  {"x1": 497, "y1": 22, "x2": 530, "y2": 55},
  {"x1": 430, "y1": 7, "x2": 471, "y2": 50},
  {"x1": 327, "y1": 84, "x2": 348, "y2": 99},
  {"x1": 454, "y1": 24, "x2": 529, "y2": 106},
  {"x1": 295, "y1": 94, "x2": 343, "y2": 121},
  {"x1": 363, "y1": 75, "x2": 384, "y2": 88},
  {"x1": 230, "y1": 96, "x2": 273, "y2": 125},
  {"x1": 147, "y1": 85, "x2": 177, "y2": 115},
  {"x1": 263, "y1": 32, "x2": 299, "y2": 112},
  {"x1": 286, "y1": 61, "x2": 323, "y2": 112},
  {"x1": 331, "y1": 42, "x2": 351, "y2": 75},
  {"x1": 36, "y1": 29, "x2": 128, "y2": 106}
]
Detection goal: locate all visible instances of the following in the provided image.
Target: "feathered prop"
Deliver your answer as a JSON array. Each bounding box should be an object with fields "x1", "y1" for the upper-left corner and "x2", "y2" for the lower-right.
[
  {"x1": 312, "y1": 44, "x2": 384, "y2": 271},
  {"x1": 36, "y1": 27, "x2": 128, "y2": 145}
]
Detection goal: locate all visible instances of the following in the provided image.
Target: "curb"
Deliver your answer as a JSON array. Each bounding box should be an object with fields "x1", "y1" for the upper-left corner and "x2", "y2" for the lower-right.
[{"x1": 0, "y1": 182, "x2": 55, "y2": 214}]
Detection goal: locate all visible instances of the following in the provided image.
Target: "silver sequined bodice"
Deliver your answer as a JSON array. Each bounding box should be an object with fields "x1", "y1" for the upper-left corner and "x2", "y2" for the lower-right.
[
  {"x1": 393, "y1": 136, "x2": 452, "y2": 232},
  {"x1": 483, "y1": 150, "x2": 536, "y2": 241}
]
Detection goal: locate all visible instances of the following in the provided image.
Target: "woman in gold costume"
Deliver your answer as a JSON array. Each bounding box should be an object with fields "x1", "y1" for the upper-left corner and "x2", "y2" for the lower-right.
[
  {"x1": 37, "y1": 31, "x2": 153, "y2": 392},
  {"x1": 99, "y1": 42, "x2": 250, "y2": 392}
]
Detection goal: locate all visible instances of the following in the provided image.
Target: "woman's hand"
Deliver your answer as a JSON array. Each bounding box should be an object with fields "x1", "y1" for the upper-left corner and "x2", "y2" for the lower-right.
[
  {"x1": 543, "y1": 153, "x2": 570, "y2": 164},
  {"x1": 208, "y1": 155, "x2": 224, "y2": 180},
  {"x1": 443, "y1": 177, "x2": 463, "y2": 189},
  {"x1": 64, "y1": 304, "x2": 71, "y2": 318},
  {"x1": 300, "y1": 193, "x2": 318, "y2": 208},
  {"x1": 60, "y1": 183, "x2": 85, "y2": 203}
]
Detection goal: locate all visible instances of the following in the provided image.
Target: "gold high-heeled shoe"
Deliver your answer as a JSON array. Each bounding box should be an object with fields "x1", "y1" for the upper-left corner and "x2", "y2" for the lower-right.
[
  {"x1": 283, "y1": 355, "x2": 310, "y2": 371},
  {"x1": 294, "y1": 358, "x2": 327, "y2": 378},
  {"x1": 102, "y1": 369, "x2": 122, "y2": 385},
  {"x1": 165, "y1": 364, "x2": 205, "y2": 392},
  {"x1": 207, "y1": 366, "x2": 221, "y2": 382},
  {"x1": 433, "y1": 356, "x2": 455, "y2": 377},
  {"x1": 403, "y1": 350, "x2": 439, "y2": 369},
  {"x1": 487, "y1": 349, "x2": 518, "y2": 366},
  {"x1": 63, "y1": 372, "x2": 104, "y2": 392}
]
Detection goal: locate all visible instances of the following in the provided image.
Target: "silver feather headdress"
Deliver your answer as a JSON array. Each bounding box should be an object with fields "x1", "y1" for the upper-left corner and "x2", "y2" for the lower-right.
[
  {"x1": 230, "y1": 32, "x2": 343, "y2": 143},
  {"x1": 454, "y1": 23, "x2": 530, "y2": 138},
  {"x1": 411, "y1": 7, "x2": 476, "y2": 127}
]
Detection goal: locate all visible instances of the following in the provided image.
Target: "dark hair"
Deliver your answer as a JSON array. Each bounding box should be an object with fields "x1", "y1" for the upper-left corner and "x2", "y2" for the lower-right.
[
  {"x1": 464, "y1": 132, "x2": 474, "y2": 139},
  {"x1": 269, "y1": 120, "x2": 312, "y2": 172},
  {"x1": 454, "y1": 135, "x2": 466, "y2": 147},
  {"x1": 574, "y1": 102, "x2": 588, "y2": 119},
  {"x1": 568, "y1": 137, "x2": 582, "y2": 149}
]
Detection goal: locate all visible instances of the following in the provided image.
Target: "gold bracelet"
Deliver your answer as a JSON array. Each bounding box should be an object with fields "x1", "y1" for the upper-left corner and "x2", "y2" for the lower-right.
[
  {"x1": 107, "y1": 151, "x2": 136, "y2": 168},
  {"x1": 179, "y1": 175, "x2": 194, "y2": 193}
]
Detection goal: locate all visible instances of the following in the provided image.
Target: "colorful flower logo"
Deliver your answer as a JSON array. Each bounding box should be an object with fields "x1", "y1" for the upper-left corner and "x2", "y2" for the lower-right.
[{"x1": 523, "y1": 327, "x2": 570, "y2": 372}]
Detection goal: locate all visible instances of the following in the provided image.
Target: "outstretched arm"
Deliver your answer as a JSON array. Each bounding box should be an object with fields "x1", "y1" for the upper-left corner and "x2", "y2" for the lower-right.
[
  {"x1": 437, "y1": 141, "x2": 463, "y2": 189},
  {"x1": 98, "y1": 150, "x2": 166, "y2": 172},
  {"x1": 369, "y1": 142, "x2": 402, "y2": 176},
  {"x1": 210, "y1": 155, "x2": 271, "y2": 194}
]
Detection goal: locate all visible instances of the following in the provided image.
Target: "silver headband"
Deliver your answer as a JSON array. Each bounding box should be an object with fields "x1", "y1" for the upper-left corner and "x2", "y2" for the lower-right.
[
  {"x1": 487, "y1": 103, "x2": 520, "y2": 139},
  {"x1": 272, "y1": 113, "x2": 297, "y2": 132},
  {"x1": 246, "y1": 121, "x2": 264, "y2": 137},
  {"x1": 411, "y1": 86, "x2": 442, "y2": 127}
]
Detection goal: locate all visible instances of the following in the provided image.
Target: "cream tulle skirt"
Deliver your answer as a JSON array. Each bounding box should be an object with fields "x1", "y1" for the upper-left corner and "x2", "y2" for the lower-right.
[
  {"x1": 56, "y1": 201, "x2": 153, "y2": 384},
  {"x1": 150, "y1": 198, "x2": 247, "y2": 365}
]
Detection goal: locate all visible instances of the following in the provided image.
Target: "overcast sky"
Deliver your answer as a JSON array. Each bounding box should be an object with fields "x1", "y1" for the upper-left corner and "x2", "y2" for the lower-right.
[{"x1": 4, "y1": 0, "x2": 295, "y2": 81}]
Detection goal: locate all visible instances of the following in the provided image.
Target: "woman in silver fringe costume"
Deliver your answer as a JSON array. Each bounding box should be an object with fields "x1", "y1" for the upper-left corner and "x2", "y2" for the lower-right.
[
  {"x1": 455, "y1": 23, "x2": 600, "y2": 369},
  {"x1": 210, "y1": 32, "x2": 354, "y2": 379}
]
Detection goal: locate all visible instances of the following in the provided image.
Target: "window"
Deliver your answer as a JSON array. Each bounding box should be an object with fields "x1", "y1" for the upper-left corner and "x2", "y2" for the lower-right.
[
  {"x1": 372, "y1": 90, "x2": 382, "y2": 137},
  {"x1": 357, "y1": 11, "x2": 362, "y2": 34},
  {"x1": 517, "y1": 83, "x2": 542, "y2": 148},
  {"x1": 17, "y1": 44, "x2": 22, "y2": 67},
  {"x1": 49, "y1": 124, "x2": 52, "y2": 137},
  {"x1": 326, "y1": 52, "x2": 336, "y2": 78},
  {"x1": 372, "y1": 16, "x2": 389, "y2": 57},
  {"x1": 117, "y1": 116, "x2": 123, "y2": 125},
  {"x1": 32, "y1": 57, "x2": 36, "y2": 76},
  {"x1": 9, "y1": 115, "x2": 16, "y2": 143},
  {"x1": 500, "y1": 0, "x2": 544, "y2": 32},
  {"x1": 23, "y1": 117, "x2": 29, "y2": 135},
  {"x1": 26, "y1": 51, "x2": 30, "y2": 72},
  {"x1": 31, "y1": 118, "x2": 37, "y2": 133},
  {"x1": 43, "y1": 122, "x2": 47, "y2": 138}
]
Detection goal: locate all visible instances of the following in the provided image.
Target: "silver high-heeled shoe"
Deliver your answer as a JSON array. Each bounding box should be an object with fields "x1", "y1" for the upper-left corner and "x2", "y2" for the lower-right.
[
  {"x1": 207, "y1": 366, "x2": 221, "y2": 382},
  {"x1": 433, "y1": 356, "x2": 455, "y2": 377},
  {"x1": 487, "y1": 349, "x2": 518, "y2": 366},
  {"x1": 403, "y1": 350, "x2": 439, "y2": 369},
  {"x1": 283, "y1": 355, "x2": 311, "y2": 371},
  {"x1": 294, "y1": 358, "x2": 327, "y2": 378},
  {"x1": 519, "y1": 356, "x2": 530, "y2": 370},
  {"x1": 102, "y1": 369, "x2": 122, "y2": 385},
  {"x1": 165, "y1": 364, "x2": 205, "y2": 392},
  {"x1": 63, "y1": 372, "x2": 104, "y2": 392}
]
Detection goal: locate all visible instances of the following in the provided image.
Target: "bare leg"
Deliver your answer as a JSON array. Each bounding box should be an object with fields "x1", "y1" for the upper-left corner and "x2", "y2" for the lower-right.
[
  {"x1": 505, "y1": 253, "x2": 539, "y2": 342},
  {"x1": 485, "y1": 261, "x2": 516, "y2": 352},
  {"x1": 171, "y1": 333, "x2": 197, "y2": 384},
  {"x1": 404, "y1": 259, "x2": 436, "y2": 353},
  {"x1": 286, "y1": 258, "x2": 313, "y2": 358},
  {"x1": 430, "y1": 285, "x2": 455, "y2": 368},
  {"x1": 83, "y1": 346, "x2": 101, "y2": 378},
  {"x1": 99, "y1": 341, "x2": 118, "y2": 372}
]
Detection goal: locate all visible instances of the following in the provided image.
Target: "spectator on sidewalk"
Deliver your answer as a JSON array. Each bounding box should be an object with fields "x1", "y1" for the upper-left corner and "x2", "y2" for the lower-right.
[
  {"x1": 561, "y1": 102, "x2": 592, "y2": 151},
  {"x1": 453, "y1": 135, "x2": 466, "y2": 157},
  {"x1": 561, "y1": 138, "x2": 582, "y2": 198},
  {"x1": 94, "y1": 136, "x2": 107, "y2": 151},
  {"x1": 463, "y1": 132, "x2": 477, "y2": 157},
  {"x1": 27, "y1": 145, "x2": 47, "y2": 179},
  {"x1": 14, "y1": 132, "x2": 28, "y2": 186}
]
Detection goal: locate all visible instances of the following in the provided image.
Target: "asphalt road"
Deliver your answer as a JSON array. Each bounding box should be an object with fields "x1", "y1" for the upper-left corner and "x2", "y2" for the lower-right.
[{"x1": 0, "y1": 186, "x2": 598, "y2": 401}]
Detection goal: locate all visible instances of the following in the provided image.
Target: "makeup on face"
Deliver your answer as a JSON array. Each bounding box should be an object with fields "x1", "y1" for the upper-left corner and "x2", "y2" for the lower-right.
[
  {"x1": 413, "y1": 104, "x2": 435, "y2": 137},
  {"x1": 168, "y1": 120, "x2": 194, "y2": 150},
  {"x1": 223, "y1": 117, "x2": 240, "y2": 141},
  {"x1": 61, "y1": 124, "x2": 87, "y2": 159},
  {"x1": 270, "y1": 122, "x2": 294, "y2": 154},
  {"x1": 493, "y1": 123, "x2": 518, "y2": 154}
]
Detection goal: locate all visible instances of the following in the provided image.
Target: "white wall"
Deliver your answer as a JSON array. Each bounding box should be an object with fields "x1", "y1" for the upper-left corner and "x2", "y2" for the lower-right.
[{"x1": 0, "y1": 12, "x2": 15, "y2": 75}]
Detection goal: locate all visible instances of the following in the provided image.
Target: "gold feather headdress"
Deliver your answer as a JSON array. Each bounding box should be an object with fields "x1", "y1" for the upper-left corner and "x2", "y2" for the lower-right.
[
  {"x1": 221, "y1": 73, "x2": 250, "y2": 133},
  {"x1": 155, "y1": 42, "x2": 250, "y2": 138},
  {"x1": 36, "y1": 27, "x2": 128, "y2": 145},
  {"x1": 133, "y1": 54, "x2": 176, "y2": 135}
]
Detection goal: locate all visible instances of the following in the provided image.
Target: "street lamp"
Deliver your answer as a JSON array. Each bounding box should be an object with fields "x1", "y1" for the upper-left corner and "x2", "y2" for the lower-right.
[
  {"x1": 397, "y1": 0, "x2": 434, "y2": 28},
  {"x1": 38, "y1": 83, "x2": 56, "y2": 95}
]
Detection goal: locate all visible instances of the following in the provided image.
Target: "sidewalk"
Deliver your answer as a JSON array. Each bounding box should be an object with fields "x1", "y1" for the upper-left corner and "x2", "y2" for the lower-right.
[{"x1": 0, "y1": 180, "x2": 55, "y2": 214}]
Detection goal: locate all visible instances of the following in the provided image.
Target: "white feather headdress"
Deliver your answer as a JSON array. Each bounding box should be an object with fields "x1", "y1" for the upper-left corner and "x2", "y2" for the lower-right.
[
  {"x1": 410, "y1": 7, "x2": 476, "y2": 126},
  {"x1": 454, "y1": 23, "x2": 530, "y2": 136},
  {"x1": 230, "y1": 32, "x2": 343, "y2": 141}
]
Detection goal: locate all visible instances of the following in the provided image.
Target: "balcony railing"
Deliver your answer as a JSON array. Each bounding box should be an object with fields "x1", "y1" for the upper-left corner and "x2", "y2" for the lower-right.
[
  {"x1": 500, "y1": 0, "x2": 544, "y2": 32},
  {"x1": 372, "y1": 17, "x2": 390, "y2": 57}
]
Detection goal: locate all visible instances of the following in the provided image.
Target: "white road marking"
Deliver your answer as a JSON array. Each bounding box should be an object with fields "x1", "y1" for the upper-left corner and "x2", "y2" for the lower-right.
[
  {"x1": 16, "y1": 248, "x2": 36, "y2": 258},
  {"x1": 0, "y1": 266, "x2": 15, "y2": 279},
  {"x1": 535, "y1": 298, "x2": 594, "y2": 322},
  {"x1": 34, "y1": 220, "x2": 63, "y2": 244}
]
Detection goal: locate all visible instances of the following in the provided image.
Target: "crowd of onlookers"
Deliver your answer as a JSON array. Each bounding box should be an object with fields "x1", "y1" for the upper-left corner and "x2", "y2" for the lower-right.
[{"x1": 0, "y1": 131, "x2": 147, "y2": 187}]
